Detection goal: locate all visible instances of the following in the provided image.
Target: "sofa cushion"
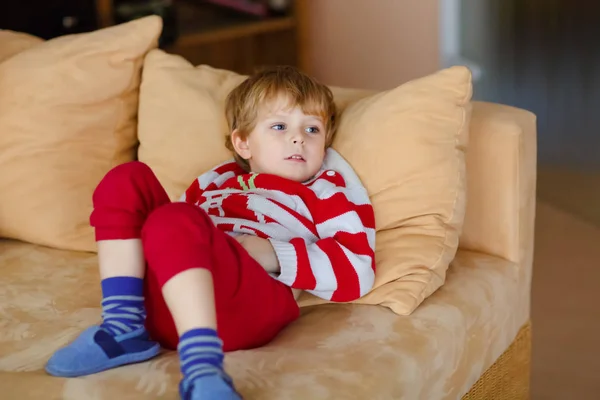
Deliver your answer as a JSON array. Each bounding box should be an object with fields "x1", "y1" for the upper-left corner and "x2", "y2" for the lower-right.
[
  {"x1": 0, "y1": 240, "x2": 522, "y2": 399},
  {"x1": 138, "y1": 49, "x2": 472, "y2": 314},
  {"x1": 0, "y1": 17, "x2": 162, "y2": 252},
  {"x1": 0, "y1": 31, "x2": 43, "y2": 63}
]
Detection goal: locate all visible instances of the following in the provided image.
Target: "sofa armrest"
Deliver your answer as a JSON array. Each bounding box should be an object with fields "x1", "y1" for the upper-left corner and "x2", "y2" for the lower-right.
[{"x1": 459, "y1": 101, "x2": 537, "y2": 276}]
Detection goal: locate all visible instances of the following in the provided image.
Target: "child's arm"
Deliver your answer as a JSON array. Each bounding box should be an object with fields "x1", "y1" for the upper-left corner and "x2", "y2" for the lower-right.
[
  {"x1": 235, "y1": 235, "x2": 303, "y2": 300},
  {"x1": 269, "y1": 185, "x2": 376, "y2": 303},
  {"x1": 235, "y1": 235, "x2": 280, "y2": 273}
]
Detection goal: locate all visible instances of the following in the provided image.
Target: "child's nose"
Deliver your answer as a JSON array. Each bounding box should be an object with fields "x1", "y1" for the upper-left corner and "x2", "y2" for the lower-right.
[{"x1": 291, "y1": 130, "x2": 305, "y2": 144}]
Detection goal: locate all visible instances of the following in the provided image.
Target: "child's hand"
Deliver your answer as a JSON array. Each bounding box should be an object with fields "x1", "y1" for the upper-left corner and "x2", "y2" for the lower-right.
[
  {"x1": 235, "y1": 235, "x2": 280, "y2": 274},
  {"x1": 235, "y1": 235, "x2": 302, "y2": 299}
]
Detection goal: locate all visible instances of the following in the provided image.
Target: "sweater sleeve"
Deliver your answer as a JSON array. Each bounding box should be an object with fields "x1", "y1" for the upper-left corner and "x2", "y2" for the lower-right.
[{"x1": 268, "y1": 184, "x2": 376, "y2": 302}]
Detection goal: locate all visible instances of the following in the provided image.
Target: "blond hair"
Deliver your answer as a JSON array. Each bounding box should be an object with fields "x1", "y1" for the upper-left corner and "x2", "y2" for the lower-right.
[{"x1": 224, "y1": 66, "x2": 337, "y2": 171}]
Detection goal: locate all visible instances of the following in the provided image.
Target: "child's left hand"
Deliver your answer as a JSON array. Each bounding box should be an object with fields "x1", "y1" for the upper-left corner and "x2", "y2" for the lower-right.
[{"x1": 235, "y1": 235, "x2": 280, "y2": 274}]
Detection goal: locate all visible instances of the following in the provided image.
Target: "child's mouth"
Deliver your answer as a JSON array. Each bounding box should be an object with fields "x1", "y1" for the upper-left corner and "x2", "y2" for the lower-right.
[{"x1": 286, "y1": 155, "x2": 305, "y2": 162}]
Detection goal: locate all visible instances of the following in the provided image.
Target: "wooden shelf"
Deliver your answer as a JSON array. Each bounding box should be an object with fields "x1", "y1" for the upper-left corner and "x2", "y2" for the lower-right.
[
  {"x1": 175, "y1": 16, "x2": 295, "y2": 47},
  {"x1": 172, "y1": 1, "x2": 296, "y2": 47},
  {"x1": 95, "y1": 0, "x2": 301, "y2": 73}
]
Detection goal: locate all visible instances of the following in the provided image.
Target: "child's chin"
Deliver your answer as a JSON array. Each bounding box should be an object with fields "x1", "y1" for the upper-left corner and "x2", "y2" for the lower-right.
[
  {"x1": 279, "y1": 171, "x2": 312, "y2": 183},
  {"x1": 269, "y1": 165, "x2": 318, "y2": 183},
  {"x1": 286, "y1": 175, "x2": 308, "y2": 183}
]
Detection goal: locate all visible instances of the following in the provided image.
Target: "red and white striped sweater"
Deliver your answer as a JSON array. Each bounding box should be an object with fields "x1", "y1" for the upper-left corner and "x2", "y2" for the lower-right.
[{"x1": 180, "y1": 148, "x2": 376, "y2": 302}]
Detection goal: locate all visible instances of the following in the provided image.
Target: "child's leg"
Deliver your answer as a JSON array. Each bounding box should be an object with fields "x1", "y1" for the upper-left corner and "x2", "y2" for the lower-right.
[
  {"x1": 46, "y1": 161, "x2": 170, "y2": 377},
  {"x1": 95, "y1": 240, "x2": 146, "y2": 336},
  {"x1": 141, "y1": 202, "x2": 300, "y2": 400}
]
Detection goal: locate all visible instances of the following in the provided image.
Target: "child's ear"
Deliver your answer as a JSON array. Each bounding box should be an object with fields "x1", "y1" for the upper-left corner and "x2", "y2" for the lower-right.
[{"x1": 231, "y1": 129, "x2": 251, "y2": 160}]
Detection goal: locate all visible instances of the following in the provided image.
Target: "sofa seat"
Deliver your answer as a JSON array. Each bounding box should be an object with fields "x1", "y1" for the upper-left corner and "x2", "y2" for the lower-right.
[{"x1": 0, "y1": 239, "x2": 525, "y2": 399}]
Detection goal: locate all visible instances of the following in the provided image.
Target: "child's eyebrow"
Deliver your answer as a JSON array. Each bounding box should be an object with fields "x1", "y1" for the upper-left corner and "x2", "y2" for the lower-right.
[
  {"x1": 306, "y1": 116, "x2": 326, "y2": 125},
  {"x1": 300, "y1": 113, "x2": 324, "y2": 121},
  {"x1": 263, "y1": 112, "x2": 324, "y2": 123}
]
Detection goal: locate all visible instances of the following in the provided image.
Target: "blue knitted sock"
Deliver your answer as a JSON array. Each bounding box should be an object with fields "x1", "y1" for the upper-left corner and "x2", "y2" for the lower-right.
[
  {"x1": 178, "y1": 328, "x2": 240, "y2": 399},
  {"x1": 179, "y1": 328, "x2": 224, "y2": 382},
  {"x1": 100, "y1": 276, "x2": 146, "y2": 336}
]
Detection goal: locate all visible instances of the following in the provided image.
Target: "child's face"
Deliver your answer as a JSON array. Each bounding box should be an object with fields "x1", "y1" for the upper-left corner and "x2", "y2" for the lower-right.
[{"x1": 232, "y1": 97, "x2": 327, "y2": 182}]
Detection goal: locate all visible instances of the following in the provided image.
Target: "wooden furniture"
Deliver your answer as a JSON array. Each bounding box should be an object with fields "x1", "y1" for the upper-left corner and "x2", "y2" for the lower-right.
[
  {"x1": 96, "y1": 0, "x2": 305, "y2": 74},
  {"x1": 1, "y1": 0, "x2": 98, "y2": 40}
]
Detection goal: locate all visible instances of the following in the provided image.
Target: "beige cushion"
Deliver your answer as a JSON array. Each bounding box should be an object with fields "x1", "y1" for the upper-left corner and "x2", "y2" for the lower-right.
[
  {"x1": 138, "y1": 49, "x2": 472, "y2": 314},
  {"x1": 0, "y1": 16, "x2": 162, "y2": 252},
  {"x1": 138, "y1": 51, "x2": 247, "y2": 197},
  {"x1": 0, "y1": 31, "x2": 43, "y2": 62}
]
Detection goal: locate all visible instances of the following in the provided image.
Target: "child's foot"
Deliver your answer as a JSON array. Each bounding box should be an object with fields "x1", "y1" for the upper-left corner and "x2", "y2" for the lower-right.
[
  {"x1": 45, "y1": 326, "x2": 160, "y2": 377},
  {"x1": 179, "y1": 374, "x2": 242, "y2": 400}
]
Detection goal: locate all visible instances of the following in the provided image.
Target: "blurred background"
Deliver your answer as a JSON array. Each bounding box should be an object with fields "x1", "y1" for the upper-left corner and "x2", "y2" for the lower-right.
[{"x1": 2, "y1": 1, "x2": 599, "y2": 398}]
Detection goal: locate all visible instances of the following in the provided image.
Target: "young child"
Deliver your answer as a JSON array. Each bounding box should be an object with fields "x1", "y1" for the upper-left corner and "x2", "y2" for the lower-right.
[{"x1": 45, "y1": 66, "x2": 376, "y2": 400}]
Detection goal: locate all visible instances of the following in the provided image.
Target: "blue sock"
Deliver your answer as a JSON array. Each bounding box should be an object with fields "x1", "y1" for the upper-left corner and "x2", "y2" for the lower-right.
[
  {"x1": 178, "y1": 328, "x2": 225, "y2": 384},
  {"x1": 100, "y1": 276, "x2": 146, "y2": 337}
]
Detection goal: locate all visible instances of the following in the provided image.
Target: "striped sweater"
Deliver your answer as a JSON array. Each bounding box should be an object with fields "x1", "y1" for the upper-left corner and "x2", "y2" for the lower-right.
[{"x1": 180, "y1": 148, "x2": 376, "y2": 302}]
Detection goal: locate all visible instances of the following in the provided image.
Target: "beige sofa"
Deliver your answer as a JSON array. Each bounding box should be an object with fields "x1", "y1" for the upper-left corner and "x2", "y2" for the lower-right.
[
  {"x1": 0, "y1": 104, "x2": 537, "y2": 400},
  {"x1": 0, "y1": 18, "x2": 536, "y2": 400}
]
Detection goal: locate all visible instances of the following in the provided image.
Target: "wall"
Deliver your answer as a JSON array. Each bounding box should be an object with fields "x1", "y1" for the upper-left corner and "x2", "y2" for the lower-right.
[
  {"x1": 301, "y1": 1, "x2": 441, "y2": 90},
  {"x1": 459, "y1": 0, "x2": 495, "y2": 69}
]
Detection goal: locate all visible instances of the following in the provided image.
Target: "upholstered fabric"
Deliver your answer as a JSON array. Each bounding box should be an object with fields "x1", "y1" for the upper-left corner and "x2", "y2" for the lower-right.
[
  {"x1": 0, "y1": 100, "x2": 536, "y2": 399},
  {"x1": 0, "y1": 16, "x2": 162, "y2": 252},
  {"x1": 0, "y1": 31, "x2": 43, "y2": 63},
  {"x1": 459, "y1": 102, "x2": 537, "y2": 326},
  {"x1": 137, "y1": 51, "x2": 247, "y2": 197},
  {"x1": 460, "y1": 102, "x2": 537, "y2": 266},
  {"x1": 0, "y1": 239, "x2": 523, "y2": 400},
  {"x1": 138, "y1": 49, "x2": 473, "y2": 315}
]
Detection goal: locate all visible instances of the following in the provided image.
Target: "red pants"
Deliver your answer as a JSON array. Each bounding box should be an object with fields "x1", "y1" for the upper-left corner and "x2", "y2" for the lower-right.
[{"x1": 90, "y1": 161, "x2": 299, "y2": 351}]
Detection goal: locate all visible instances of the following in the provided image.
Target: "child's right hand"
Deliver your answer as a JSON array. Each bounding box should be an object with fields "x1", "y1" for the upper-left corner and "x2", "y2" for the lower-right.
[
  {"x1": 236, "y1": 235, "x2": 303, "y2": 300},
  {"x1": 235, "y1": 235, "x2": 280, "y2": 274}
]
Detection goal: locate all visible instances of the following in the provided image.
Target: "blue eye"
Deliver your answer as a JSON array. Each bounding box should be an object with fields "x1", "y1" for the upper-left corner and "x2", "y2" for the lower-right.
[
  {"x1": 271, "y1": 124, "x2": 286, "y2": 131},
  {"x1": 305, "y1": 126, "x2": 320, "y2": 134}
]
